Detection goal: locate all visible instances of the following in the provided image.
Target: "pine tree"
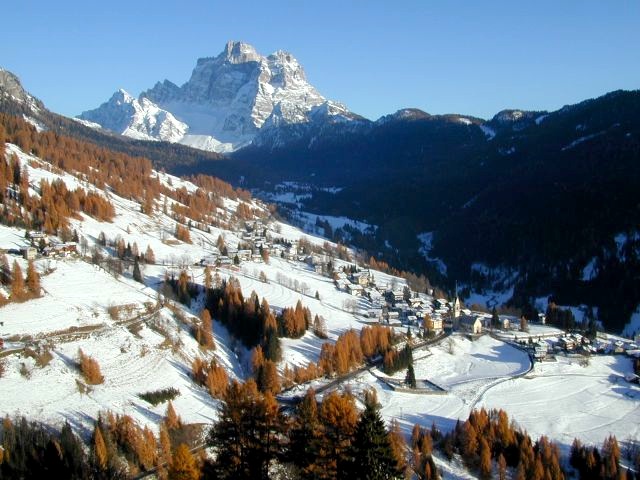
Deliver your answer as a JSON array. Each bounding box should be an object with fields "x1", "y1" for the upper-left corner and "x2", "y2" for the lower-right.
[
  {"x1": 133, "y1": 257, "x2": 143, "y2": 283},
  {"x1": 169, "y1": 444, "x2": 200, "y2": 480},
  {"x1": 491, "y1": 307, "x2": 500, "y2": 329},
  {"x1": 345, "y1": 396, "x2": 403, "y2": 479},
  {"x1": 405, "y1": 363, "x2": 417, "y2": 389}
]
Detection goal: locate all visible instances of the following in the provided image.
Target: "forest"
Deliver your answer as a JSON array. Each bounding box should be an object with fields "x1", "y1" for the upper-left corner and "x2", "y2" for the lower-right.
[{"x1": 1, "y1": 394, "x2": 636, "y2": 479}]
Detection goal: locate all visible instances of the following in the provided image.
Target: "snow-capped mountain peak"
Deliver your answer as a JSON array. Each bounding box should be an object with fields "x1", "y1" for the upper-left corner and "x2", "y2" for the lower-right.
[
  {"x1": 79, "y1": 41, "x2": 355, "y2": 153},
  {"x1": 80, "y1": 89, "x2": 188, "y2": 143}
]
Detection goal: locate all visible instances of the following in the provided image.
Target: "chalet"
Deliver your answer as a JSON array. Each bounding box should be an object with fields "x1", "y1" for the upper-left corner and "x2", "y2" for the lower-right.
[
  {"x1": 44, "y1": 242, "x2": 77, "y2": 257},
  {"x1": 21, "y1": 247, "x2": 37, "y2": 261},
  {"x1": 435, "y1": 298, "x2": 448, "y2": 310},
  {"x1": 409, "y1": 297, "x2": 424, "y2": 309},
  {"x1": 352, "y1": 271, "x2": 371, "y2": 287},
  {"x1": 558, "y1": 337, "x2": 576, "y2": 351},
  {"x1": 459, "y1": 315, "x2": 482, "y2": 334},
  {"x1": 367, "y1": 308, "x2": 383, "y2": 320},
  {"x1": 347, "y1": 283, "x2": 364, "y2": 296},
  {"x1": 406, "y1": 315, "x2": 418, "y2": 325},
  {"x1": 200, "y1": 255, "x2": 219, "y2": 267},
  {"x1": 534, "y1": 341, "x2": 548, "y2": 360},
  {"x1": 284, "y1": 248, "x2": 297, "y2": 260},
  {"x1": 271, "y1": 244, "x2": 284, "y2": 257},
  {"x1": 27, "y1": 231, "x2": 48, "y2": 246},
  {"x1": 237, "y1": 249, "x2": 252, "y2": 262},
  {"x1": 432, "y1": 317, "x2": 444, "y2": 333},
  {"x1": 385, "y1": 311, "x2": 401, "y2": 324},
  {"x1": 251, "y1": 254, "x2": 264, "y2": 263},
  {"x1": 314, "y1": 264, "x2": 323, "y2": 274},
  {"x1": 391, "y1": 290, "x2": 405, "y2": 302},
  {"x1": 218, "y1": 256, "x2": 232, "y2": 266},
  {"x1": 333, "y1": 271, "x2": 348, "y2": 281},
  {"x1": 613, "y1": 340, "x2": 625, "y2": 354},
  {"x1": 499, "y1": 315, "x2": 518, "y2": 330}
]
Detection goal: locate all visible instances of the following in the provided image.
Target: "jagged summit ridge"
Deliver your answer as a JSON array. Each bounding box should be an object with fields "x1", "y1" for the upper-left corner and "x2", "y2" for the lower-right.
[{"x1": 79, "y1": 41, "x2": 354, "y2": 153}]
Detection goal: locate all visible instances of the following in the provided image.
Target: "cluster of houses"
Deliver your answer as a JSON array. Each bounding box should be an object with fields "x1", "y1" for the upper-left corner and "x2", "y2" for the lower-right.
[
  {"x1": 332, "y1": 268, "x2": 450, "y2": 336},
  {"x1": 514, "y1": 330, "x2": 640, "y2": 362},
  {"x1": 200, "y1": 221, "x2": 329, "y2": 269},
  {"x1": 16, "y1": 231, "x2": 78, "y2": 260}
]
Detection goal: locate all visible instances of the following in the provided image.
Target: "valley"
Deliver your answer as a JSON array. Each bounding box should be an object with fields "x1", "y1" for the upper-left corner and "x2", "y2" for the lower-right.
[{"x1": 1, "y1": 27, "x2": 639, "y2": 478}]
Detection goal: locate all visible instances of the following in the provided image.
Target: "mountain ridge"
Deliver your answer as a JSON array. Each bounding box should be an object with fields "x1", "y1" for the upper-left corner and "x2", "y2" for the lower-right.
[{"x1": 80, "y1": 41, "x2": 356, "y2": 153}]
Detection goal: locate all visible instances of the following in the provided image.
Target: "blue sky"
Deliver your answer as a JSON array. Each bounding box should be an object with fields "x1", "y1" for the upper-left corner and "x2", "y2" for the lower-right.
[{"x1": 1, "y1": 0, "x2": 639, "y2": 120}]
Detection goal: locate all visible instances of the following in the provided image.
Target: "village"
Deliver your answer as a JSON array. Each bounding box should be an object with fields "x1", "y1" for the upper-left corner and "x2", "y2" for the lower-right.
[{"x1": 4, "y1": 216, "x2": 639, "y2": 387}]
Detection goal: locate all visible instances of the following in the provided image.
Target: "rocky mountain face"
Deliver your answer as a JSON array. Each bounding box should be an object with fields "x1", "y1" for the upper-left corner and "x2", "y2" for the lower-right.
[
  {"x1": 0, "y1": 68, "x2": 43, "y2": 111},
  {"x1": 80, "y1": 41, "x2": 355, "y2": 152}
]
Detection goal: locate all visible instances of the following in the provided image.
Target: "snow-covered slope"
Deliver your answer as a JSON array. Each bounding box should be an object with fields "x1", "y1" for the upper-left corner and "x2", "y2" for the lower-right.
[{"x1": 79, "y1": 41, "x2": 355, "y2": 153}]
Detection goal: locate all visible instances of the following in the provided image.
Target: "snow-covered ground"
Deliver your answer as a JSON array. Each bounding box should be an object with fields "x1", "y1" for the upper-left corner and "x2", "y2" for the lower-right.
[
  {"x1": 335, "y1": 334, "x2": 639, "y2": 450},
  {"x1": 2, "y1": 139, "x2": 639, "y2": 456}
]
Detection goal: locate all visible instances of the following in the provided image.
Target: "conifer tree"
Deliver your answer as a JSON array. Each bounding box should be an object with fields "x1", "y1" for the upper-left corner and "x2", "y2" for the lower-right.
[
  {"x1": 169, "y1": 444, "x2": 200, "y2": 480},
  {"x1": 479, "y1": 437, "x2": 492, "y2": 479},
  {"x1": 207, "y1": 379, "x2": 283, "y2": 479},
  {"x1": 165, "y1": 400, "x2": 182, "y2": 430},
  {"x1": 498, "y1": 453, "x2": 507, "y2": 480},
  {"x1": 25, "y1": 260, "x2": 40, "y2": 296},
  {"x1": 290, "y1": 388, "x2": 323, "y2": 475},
  {"x1": 11, "y1": 260, "x2": 25, "y2": 300},
  {"x1": 92, "y1": 425, "x2": 108, "y2": 471},
  {"x1": 133, "y1": 257, "x2": 143, "y2": 284},
  {"x1": 405, "y1": 363, "x2": 417, "y2": 388},
  {"x1": 345, "y1": 393, "x2": 403, "y2": 479},
  {"x1": 144, "y1": 245, "x2": 156, "y2": 264}
]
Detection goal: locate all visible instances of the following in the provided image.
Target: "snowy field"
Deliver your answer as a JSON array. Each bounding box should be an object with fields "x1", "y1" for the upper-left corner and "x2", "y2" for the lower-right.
[{"x1": 336, "y1": 334, "x2": 639, "y2": 452}]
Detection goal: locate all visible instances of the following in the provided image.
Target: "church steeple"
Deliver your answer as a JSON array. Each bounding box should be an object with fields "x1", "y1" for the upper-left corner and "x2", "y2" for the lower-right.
[{"x1": 453, "y1": 281, "x2": 461, "y2": 318}]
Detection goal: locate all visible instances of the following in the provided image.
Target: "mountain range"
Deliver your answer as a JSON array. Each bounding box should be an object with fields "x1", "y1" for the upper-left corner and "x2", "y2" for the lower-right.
[
  {"x1": 1, "y1": 43, "x2": 640, "y2": 331},
  {"x1": 79, "y1": 41, "x2": 357, "y2": 153}
]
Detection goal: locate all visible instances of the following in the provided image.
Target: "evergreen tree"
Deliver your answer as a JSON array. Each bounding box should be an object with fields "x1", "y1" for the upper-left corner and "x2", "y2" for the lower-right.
[
  {"x1": 290, "y1": 389, "x2": 324, "y2": 477},
  {"x1": 345, "y1": 396, "x2": 403, "y2": 479},
  {"x1": 207, "y1": 380, "x2": 283, "y2": 479},
  {"x1": 133, "y1": 258, "x2": 143, "y2": 284},
  {"x1": 405, "y1": 363, "x2": 417, "y2": 389},
  {"x1": 491, "y1": 307, "x2": 500, "y2": 329}
]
